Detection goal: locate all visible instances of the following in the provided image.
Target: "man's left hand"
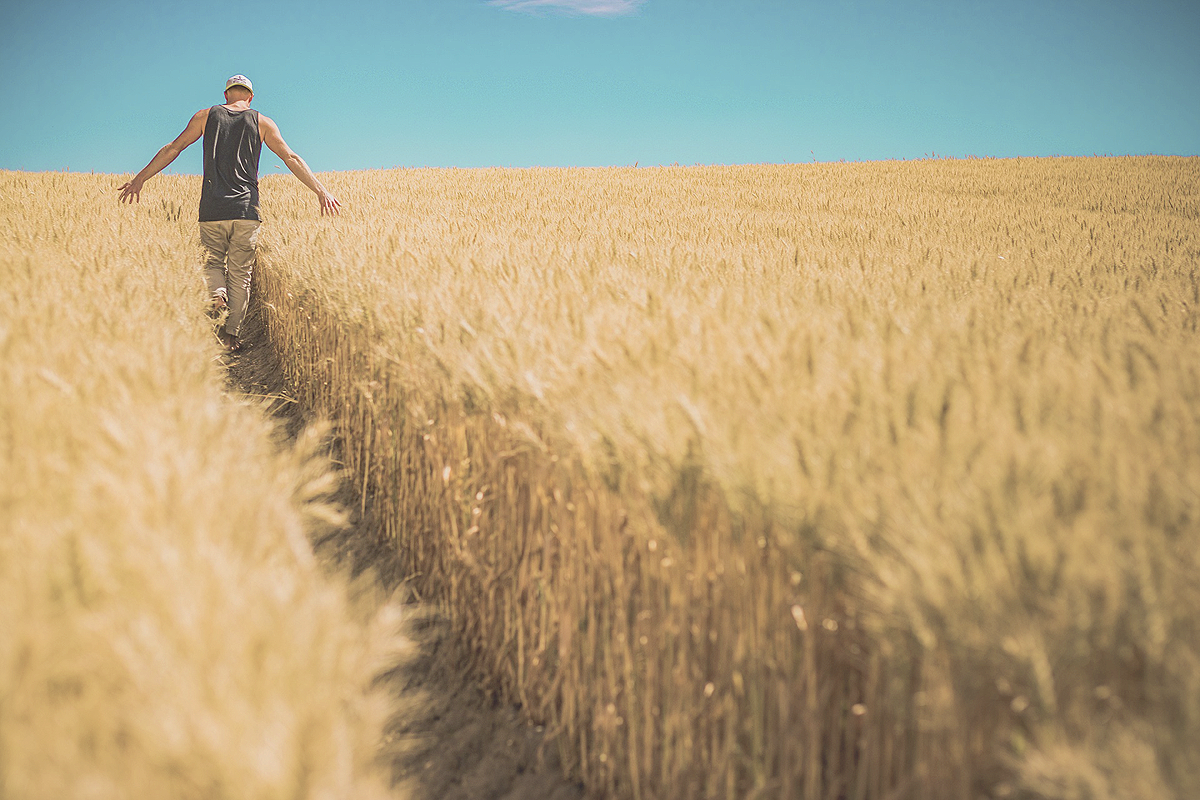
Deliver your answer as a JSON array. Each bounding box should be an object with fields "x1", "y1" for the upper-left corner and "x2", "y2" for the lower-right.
[{"x1": 319, "y1": 190, "x2": 342, "y2": 216}]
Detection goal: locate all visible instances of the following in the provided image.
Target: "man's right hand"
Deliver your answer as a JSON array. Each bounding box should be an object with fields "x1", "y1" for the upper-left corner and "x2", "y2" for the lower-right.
[{"x1": 117, "y1": 178, "x2": 145, "y2": 204}]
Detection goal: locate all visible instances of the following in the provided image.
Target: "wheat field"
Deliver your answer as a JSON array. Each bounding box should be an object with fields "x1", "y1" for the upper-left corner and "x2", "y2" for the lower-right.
[
  {"x1": 4, "y1": 157, "x2": 1198, "y2": 799},
  {"x1": 0, "y1": 171, "x2": 399, "y2": 799}
]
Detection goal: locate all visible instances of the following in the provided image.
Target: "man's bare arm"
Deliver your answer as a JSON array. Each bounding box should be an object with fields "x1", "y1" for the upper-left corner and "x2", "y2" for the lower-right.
[
  {"x1": 260, "y1": 114, "x2": 341, "y2": 216},
  {"x1": 117, "y1": 109, "x2": 207, "y2": 204}
]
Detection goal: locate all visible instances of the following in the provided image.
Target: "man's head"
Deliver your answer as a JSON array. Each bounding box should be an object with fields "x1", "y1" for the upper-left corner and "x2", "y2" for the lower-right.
[{"x1": 224, "y1": 74, "x2": 253, "y2": 102}]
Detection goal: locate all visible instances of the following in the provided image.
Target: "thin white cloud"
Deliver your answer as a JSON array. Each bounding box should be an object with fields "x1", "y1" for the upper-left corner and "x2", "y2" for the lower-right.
[{"x1": 488, "y1": 0, "x2": 646, "y2": 16}]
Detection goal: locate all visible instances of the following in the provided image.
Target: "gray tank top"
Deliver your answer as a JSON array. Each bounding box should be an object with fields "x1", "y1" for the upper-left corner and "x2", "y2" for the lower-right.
[{"x1": 199, "y1": 105, "x2": 262, "y2": 222}]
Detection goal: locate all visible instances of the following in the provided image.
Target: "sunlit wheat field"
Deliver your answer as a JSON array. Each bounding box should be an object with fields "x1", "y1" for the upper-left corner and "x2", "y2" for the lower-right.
[
  {"x1": 0, "y1": 172, "x2": 397, "y2": 800},
  {"x1": 4, "y1": 157, "x2": 1198, "y2": 799}
]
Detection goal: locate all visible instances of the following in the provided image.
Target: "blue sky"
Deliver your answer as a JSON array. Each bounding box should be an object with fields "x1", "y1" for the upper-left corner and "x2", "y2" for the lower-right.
[{"x1": 1, "y1": 0, "x2": 1197, "y2": 173}]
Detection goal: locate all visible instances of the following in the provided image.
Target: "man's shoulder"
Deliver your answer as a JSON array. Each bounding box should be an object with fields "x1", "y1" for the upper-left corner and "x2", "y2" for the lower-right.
[
  {"x1": 182, "y1": 107, "x2": 210, "y2": 135},
  {"x1": 257, "y1": 112, "x2": 280, "y2": 135}
]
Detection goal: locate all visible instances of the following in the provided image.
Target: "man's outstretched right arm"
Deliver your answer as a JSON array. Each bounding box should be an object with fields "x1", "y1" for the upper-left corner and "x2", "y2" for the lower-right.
[
  {"x1": 118, "y1": 109, "x2": 207, "y2": 204},
  {"x1": 260, "y1": 114, "x2": 341, "y2": 216}
]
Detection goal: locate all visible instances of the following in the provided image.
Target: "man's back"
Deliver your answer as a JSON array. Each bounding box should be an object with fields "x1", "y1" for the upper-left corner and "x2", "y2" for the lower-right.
[{"x1": 199, "y1": 104, "x2": 262, "y2": 222}]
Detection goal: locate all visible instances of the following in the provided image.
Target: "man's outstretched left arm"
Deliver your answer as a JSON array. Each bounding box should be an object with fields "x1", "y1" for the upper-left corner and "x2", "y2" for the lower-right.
[{"x1": 118, "y1": 109, "x2": 207, "y2": 204}]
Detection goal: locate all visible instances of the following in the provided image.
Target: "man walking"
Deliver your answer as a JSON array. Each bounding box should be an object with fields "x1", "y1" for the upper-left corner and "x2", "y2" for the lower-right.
[{"x1": 118, "y1": 74, "x2": 340, "y2": 352}]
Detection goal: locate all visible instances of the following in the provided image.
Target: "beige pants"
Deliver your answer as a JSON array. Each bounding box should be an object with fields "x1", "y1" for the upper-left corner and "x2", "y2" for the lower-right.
[{"x1": 199, "y1": 220, "x2": 260, "y2": 337}]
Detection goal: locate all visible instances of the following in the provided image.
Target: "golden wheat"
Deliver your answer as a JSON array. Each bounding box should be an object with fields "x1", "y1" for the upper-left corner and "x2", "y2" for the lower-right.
[
  {"x1": 0, "y1": 171, "x2": 398, "y2": 800},
  {"x1": 246, "y1": 157, "x2": 1198, "y2": 799},
  {"x1": 16, "y1": 156, "x2": 1195, "y2": 799}
]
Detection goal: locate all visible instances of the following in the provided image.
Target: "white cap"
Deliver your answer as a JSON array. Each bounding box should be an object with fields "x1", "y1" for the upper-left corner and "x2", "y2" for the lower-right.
[{"x1": 225, "y1": 74, "x2": 253, "y2": 93}]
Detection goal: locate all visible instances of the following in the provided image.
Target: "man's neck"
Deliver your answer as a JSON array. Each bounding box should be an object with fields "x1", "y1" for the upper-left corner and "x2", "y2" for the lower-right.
[{"x1": 223, "y1": 100, "x2": 252, "y2": 112}]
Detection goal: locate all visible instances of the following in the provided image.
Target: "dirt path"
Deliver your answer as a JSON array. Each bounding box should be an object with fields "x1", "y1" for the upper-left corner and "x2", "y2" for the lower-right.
[{"x1": 221, "y1": 305, "x2": 584, "y2": 800}]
